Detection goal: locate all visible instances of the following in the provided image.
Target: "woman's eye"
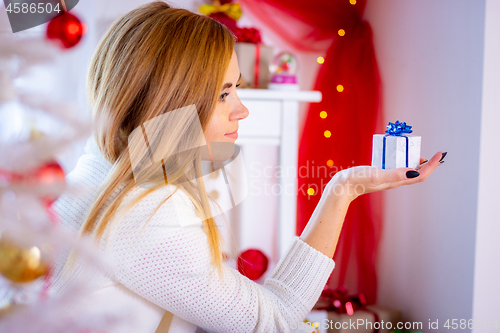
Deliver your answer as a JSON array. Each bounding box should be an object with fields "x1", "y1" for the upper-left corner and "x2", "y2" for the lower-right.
[
  {"x1": 219, "y1": 92, "x2": 229, "y2": 101},
  {"x1": 236, "y1": 83, "x2": 241, "y2": 88}
]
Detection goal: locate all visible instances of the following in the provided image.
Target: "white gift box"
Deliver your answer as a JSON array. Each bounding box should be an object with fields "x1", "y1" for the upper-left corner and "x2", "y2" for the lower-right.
[{"x1": 371, "y1": 134, "x2": 421, "y2": 169}]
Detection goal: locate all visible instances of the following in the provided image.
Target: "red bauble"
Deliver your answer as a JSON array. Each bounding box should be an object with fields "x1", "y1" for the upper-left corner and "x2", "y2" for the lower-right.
[
  {"x1": 237, "y1": 249, "x2": 268, "y2": 280},
  {"x1": 33, "y1": 162, "x2": 65, "y2": 186},
  {"x1": 33, "y1": 162, "x2": 65, "y2": 208},
  {"x1": 46, "y1": 12, "x2": 85, "y2": 49}
]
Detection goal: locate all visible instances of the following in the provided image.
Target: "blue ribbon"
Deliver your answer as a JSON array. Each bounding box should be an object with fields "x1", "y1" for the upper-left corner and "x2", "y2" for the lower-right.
[{"x1": 382, "y1": 121, "x2": 413, "y2": 169}]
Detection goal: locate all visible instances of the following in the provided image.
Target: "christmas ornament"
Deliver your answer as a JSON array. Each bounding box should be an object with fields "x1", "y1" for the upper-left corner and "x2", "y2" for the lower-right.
[
  {"x1": 32, "y1": 162, "x2": 65, "y2": 187},
  {"x1": 46, "y1": 12, "x2": 85, "y2": 49},
  {"x1": 0, "y1": 161, "x2": 65, "y2": 208},
  {"x1": 30, "y1": 161, "x2": 66, "y2": 209},
  {"x1": 237, "y1": 248, "x2": 268, "y2": 280},
  {"x1": 268, "y1": 52, "x2": 299, "y2": 91},
  {"x1": 0, "y1": 237, "x2": 50, "y2": 283}
]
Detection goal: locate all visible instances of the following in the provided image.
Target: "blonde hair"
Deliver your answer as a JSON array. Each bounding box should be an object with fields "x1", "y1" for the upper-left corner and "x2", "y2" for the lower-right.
[{"x1": 79, "y1": 1, "x2": 235, "y2": 277}]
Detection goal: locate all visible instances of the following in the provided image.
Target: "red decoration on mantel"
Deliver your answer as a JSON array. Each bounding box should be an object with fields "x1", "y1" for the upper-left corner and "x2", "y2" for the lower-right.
[
  {"x1": 234, "y1": 27, "x2": 262, "y2": 44},
  {"x1": 46, "y1": 12, "x2": 85, "y2": 49},
  {"x1": 237, "y1": 249, "x2": 269, "y2": 280}
]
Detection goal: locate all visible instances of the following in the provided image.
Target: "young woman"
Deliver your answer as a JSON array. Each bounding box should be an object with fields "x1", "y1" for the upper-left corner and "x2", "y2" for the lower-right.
[{"x1": 50, "y1": 2, "x2": 444, "y2": 332}]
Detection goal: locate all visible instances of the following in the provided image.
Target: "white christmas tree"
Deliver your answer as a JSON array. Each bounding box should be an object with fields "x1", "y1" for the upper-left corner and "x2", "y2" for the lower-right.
[{"x1": 0, "y1": 6, "x2": 135, "y2": 332}]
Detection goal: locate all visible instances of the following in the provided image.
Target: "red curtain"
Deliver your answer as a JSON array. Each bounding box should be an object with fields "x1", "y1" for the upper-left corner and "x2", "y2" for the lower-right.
[{"x1": 240, "y1": 0, "x2": 383, "y2": 304}]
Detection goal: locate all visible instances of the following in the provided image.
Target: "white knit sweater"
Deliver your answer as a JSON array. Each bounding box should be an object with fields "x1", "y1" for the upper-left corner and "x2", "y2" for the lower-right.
[{"x1": 50, "y1": 137, "x2": 335, "y2": 333}]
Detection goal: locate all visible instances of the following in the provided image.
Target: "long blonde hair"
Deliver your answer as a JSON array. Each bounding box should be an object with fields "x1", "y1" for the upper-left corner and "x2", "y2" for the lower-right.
[{"x1": 80, "y1": 1, "x2": 235, "y2": 277}]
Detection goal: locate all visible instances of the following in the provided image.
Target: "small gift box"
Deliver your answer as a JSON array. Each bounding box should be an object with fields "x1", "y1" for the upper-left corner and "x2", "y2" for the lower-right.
[
  {"x1": 371, "y1": 121, "x2": 421, "y2": 169},
  {"x1": 234, "y1": 42, "x2": 274, "y2": 89},
  {"x1": 305, "y1": 287, "x2": 402, "y2": 333}
]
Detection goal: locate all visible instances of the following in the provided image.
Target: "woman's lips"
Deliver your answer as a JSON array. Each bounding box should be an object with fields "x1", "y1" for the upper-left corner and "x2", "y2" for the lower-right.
[{"x1": 224, "y1": 130, "x2": 238, "y2": 139}]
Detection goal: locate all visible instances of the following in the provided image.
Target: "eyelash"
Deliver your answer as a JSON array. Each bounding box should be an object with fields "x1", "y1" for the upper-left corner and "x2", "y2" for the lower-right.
[{"x1": 219, "y1": 83, "x2": 241, "y2": 102}]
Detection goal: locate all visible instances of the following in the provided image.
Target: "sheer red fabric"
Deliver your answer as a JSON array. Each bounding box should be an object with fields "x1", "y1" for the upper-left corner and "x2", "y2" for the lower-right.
[{"x1": 240, "y1": 0, "x2": 383, "y2": 304}]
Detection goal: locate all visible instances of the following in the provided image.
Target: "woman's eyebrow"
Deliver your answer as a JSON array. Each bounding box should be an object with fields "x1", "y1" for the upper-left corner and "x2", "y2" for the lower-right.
[{"x1": 221, "y1": 73, "x2": 242, "y2": 90}]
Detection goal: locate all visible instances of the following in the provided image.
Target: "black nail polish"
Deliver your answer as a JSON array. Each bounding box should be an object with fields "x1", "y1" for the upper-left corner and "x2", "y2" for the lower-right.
[
  {"x1": 440, "y1": 160, "x2": 445, "y2": 164},
  {"x1": 439, "y1": 152, "x2": 447, "y2": 162},
  {"x1": 406, "y1": 170, "x2": 420, "y2": 179},
  {"x1": 420, "y1": 159, "x2": 428, "y2": 165}
]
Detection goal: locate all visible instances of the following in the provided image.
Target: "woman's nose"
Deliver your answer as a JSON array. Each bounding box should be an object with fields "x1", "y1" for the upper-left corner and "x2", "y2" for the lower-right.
[{"x1": 232, "y1": 99, "x2": 249, "y2": 121}]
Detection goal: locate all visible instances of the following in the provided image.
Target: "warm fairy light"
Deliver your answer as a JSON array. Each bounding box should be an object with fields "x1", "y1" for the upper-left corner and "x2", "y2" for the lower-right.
[
  {"x1": 307, "y1": 188, "x2": 315, "y2": 195},
  {"x1": 350, "y1": 0, "x2": 357, "y2": 4},
  {"x1": 317, "y1": 56, "x2": 325, "y2": 64},
  {"x1": 327, "y1": 159, "x2": 334, "y2": 167},
  {"x1": 338, "y1": 29, "x2": 345, "y2": 36},
  {"x1": 320, "y1": 111, "x2": 327, "y2": 118},
  {"x1": 324, "y1": 130, "x2": 331, "y2": 138},
  {"x1": 337, "y1": 84, "x2": 344, "y2": 92}
]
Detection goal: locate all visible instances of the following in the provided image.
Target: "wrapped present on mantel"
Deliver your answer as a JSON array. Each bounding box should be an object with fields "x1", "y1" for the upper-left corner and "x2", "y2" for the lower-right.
[
  {"x1": 372, "y1": 121, "x2": 421, "y2": 169},
  {"x1": 234, "y1": 37, "x2": 274, "y2": 89},
  {"x1": 304, "y1": 287, "x2": 402, "y2": 333},
  {"x1": 198, "y1": 1, "x2": 273, "y2": 89}
]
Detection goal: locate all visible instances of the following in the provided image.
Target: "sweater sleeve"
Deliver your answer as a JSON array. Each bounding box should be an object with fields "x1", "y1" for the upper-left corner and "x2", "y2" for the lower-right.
[{"x1": 105, "y1": 186, "x2": 335, "y2": 333}]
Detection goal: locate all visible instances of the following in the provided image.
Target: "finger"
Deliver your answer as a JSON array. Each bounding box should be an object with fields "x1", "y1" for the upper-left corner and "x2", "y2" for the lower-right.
[
  {"x1": 378, "y1": 151, "x2": 444, "y2": 189},
  {"x1": 415, "y1": 151, "x2": 444, "y2": 180},
  {"x1": 415, "y1": 157, "x2": 428, "y2": 171}
]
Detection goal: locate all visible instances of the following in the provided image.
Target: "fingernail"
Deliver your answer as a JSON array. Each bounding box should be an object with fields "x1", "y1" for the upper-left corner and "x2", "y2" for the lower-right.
[
  {"x1": 406, "y1": 170, "x2": 420, "y2": 179},
  {"x1": 420, "y1": 159, "x2": 428, "y2": 165},
  {"x1": 439, "y1": 152, "x2": 447, "y2": 162},
  {"x1": 440, "y1": 160, "x2": 445, "y2": 164}
]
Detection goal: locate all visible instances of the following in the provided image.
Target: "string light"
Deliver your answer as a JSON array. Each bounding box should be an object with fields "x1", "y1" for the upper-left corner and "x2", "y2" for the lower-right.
[
  {"x1": 320, "y1": 111, "x2": 327, "y2": 119},
  {"x1": 324, "y1": 130, "x2": 331, "y2": 138},
  {"x1": 350, "y1": 0, "x2": 356, "y2": 4},
  {"x1": 307, "y1": 188, "x2": 315, "y2": 195},
  {"x1": 327, "y1": 159, "x2": 334, "y2": 167},
  {"x1": 338, "y1": 29, "x2": 345, "y2": 36},
  {"x1": 317, "y1": 56, "x2": 325, "y2": 64},
  {"x1": 337, "y1": 84, "x2": 344, "y2": 92}
]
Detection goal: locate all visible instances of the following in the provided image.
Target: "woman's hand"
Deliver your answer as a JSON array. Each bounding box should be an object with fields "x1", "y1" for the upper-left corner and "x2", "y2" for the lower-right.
[{"x1": 328, "y1": 151, "x2": 446, "y2": 202}]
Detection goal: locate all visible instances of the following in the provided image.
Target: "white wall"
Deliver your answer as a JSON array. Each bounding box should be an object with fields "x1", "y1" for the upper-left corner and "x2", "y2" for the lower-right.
[
  {"x1": 472, "y1": 0, "x2": 500, "y2": 330},
  {"x1": 364, "y1": 0, "x2": 486, "y2": 327}
]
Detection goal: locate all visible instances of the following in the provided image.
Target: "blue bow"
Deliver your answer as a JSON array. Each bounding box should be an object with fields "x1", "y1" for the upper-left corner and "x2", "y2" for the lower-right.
[
  {"x1": 385, "y1": 120, "x2": 413, "y2": 136},
  {"x1": 382, "y1": 120, "x2": 412, "y2": 169}
]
